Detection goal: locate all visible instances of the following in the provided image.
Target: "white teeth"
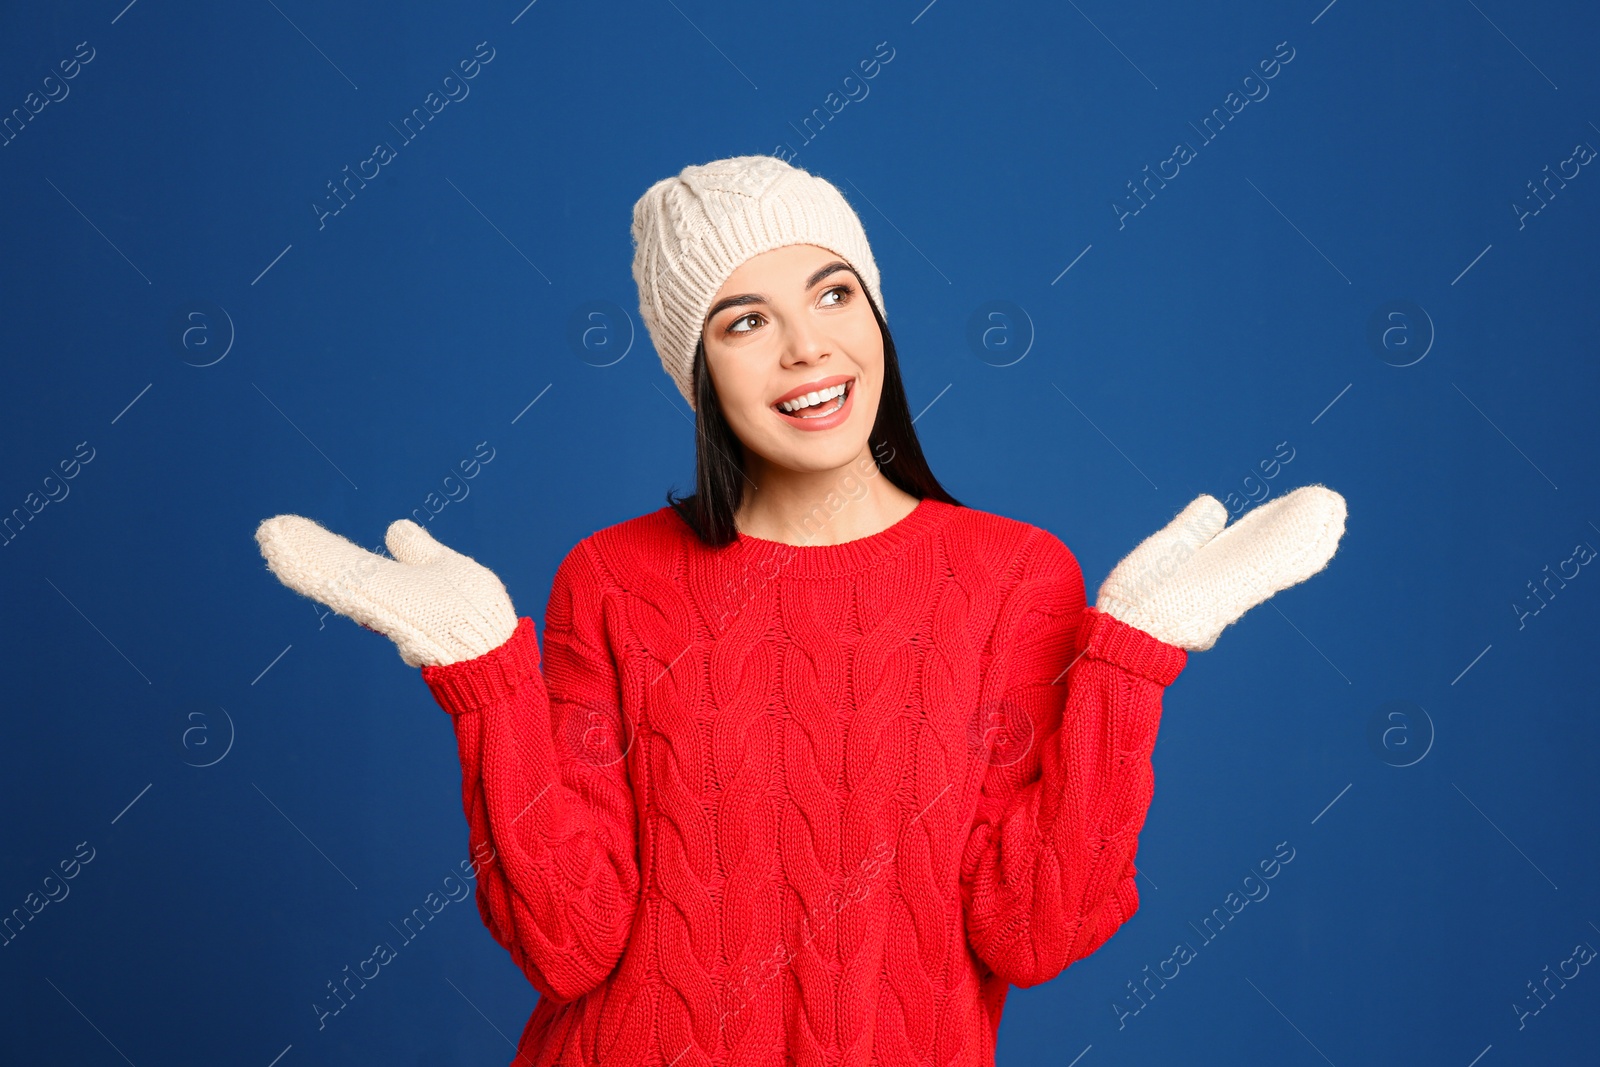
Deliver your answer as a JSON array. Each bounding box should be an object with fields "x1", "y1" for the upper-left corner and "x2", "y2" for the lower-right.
[{"x1": 779, "y1": 382, "x2": 849, "y2": 413}]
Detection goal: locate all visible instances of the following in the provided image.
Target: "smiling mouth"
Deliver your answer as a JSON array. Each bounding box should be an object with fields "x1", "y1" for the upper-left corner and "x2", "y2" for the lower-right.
[{"x1": 774, "y1": 379, "x2": 852, "y2": 418}]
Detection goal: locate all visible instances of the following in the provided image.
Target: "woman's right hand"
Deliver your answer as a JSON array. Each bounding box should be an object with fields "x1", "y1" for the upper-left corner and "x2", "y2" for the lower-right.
[{"x1": 254, "y1": 515, "x2": 519, "y2": 668}]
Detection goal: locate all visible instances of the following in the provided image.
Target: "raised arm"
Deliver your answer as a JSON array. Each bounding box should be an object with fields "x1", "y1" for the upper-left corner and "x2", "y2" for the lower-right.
[
  {"x1": 960, "y1": 531, "x2": 1186, "y2": 988},
  {"x1": 961, "y1": 486, "x2": 1347, "y2": 988},
  {"x1": 422, "y1": 541, "x2": 640, "y2": 1004},
  {"x1": 253, "y1": 515, "x2": 639, "y2": 1003}
]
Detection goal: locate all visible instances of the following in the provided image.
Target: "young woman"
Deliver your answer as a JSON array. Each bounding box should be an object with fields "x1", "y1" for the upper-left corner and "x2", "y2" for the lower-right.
[{"x1": 255, "y1": 155, "x2": 1346, "y2": 1067}]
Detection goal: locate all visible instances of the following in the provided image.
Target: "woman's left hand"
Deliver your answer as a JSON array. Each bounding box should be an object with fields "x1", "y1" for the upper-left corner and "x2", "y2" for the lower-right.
[{"x1": 1093, "y1": 485, "x2": 1348, "y2": 651}]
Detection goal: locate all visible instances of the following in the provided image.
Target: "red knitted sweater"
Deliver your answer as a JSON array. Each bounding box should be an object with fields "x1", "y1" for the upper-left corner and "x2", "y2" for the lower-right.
[{"x1": 421, "y1": 497, "x2": 1187, "y2": 1067}]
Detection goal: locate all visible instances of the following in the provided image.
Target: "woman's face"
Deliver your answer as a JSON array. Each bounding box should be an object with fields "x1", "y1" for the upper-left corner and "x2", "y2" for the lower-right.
[{"x1": 700, "y1": 243, "x2": 883, "y2": 477}]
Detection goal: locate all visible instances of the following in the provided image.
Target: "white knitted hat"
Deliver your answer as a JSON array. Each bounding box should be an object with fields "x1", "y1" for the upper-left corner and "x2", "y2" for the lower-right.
[{"x1": 630, "y1": 154, "x2": 886, "y2": 411}]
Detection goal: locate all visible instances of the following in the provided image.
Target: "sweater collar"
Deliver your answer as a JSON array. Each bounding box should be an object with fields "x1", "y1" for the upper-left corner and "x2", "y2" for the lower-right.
[{"x1": 722, "y1": 496, "x2": 952, "y2": 579}]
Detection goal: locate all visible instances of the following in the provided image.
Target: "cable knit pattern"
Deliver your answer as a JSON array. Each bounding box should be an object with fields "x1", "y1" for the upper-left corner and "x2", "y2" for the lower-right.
[{"x1": 421, "y1": 498, "x2": 1187, "y2": 1067}]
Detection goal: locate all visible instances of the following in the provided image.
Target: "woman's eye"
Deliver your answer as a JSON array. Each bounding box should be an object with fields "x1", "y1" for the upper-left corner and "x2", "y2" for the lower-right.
[{"x1": 723, "y1": 283, "x2": 852, "y2": 336}]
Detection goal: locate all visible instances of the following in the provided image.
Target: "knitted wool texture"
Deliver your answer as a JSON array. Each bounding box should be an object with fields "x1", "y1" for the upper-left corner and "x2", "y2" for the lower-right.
[
  {"x1": 421, "y1": 498, "x2": 1187, "y2": 1067},
  {"x1": 630, "y1": 154, "x2": 886, "y2": 410},
  {"x1": 253, "y1": 514, "x2": 518, "y2": 668},
  {"x1": 1094, "y1": 489, "x2": 1348, "y2": 651}
]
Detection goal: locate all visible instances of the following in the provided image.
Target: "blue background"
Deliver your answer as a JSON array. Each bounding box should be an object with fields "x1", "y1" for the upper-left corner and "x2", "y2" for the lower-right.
[{"x1": 3, "y1": 0, "x2": 1597, "y2": 1063}]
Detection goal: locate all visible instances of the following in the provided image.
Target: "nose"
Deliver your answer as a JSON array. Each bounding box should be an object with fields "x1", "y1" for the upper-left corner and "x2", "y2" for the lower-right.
[{"x1": 780, "y1": 313, "x2": 830, "y2": 367}]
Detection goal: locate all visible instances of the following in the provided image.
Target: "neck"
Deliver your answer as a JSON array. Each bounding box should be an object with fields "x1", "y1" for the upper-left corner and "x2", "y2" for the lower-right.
[{"x1": 734, "y1": 449, "x2": 921, "y2": 547}]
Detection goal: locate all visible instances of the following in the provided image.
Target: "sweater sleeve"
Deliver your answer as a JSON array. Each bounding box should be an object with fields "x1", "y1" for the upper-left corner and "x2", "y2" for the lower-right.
[
  {"x1": 960, "y1": 530, "x2": 1187, "y2": 989},
  {"x1": 420, "y1": 539, "x2": 640, "y2": 1003}
]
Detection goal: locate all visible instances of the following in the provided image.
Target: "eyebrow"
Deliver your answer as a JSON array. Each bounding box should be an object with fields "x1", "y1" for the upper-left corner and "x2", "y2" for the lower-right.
[{"x1": 703, "y1": 260, "x2": 858, "y2": 326}]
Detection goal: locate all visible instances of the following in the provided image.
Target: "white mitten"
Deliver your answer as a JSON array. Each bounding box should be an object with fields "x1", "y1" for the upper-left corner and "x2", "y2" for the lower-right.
[
  {"x1": 1094, "y1": 484, "x2": 1347, "y2": 651},
  {"x1": 254, "y1": 515, "x2": 519, "y2": 667}
]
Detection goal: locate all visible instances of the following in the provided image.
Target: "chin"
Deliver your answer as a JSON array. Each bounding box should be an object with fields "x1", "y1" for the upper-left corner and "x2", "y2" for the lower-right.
[
  {"x1": 778, "y1": 440, "x2": 865, "y2": 470},
  {"x1": 760, "y1": 430, "x2": 870, "y2": 471}
]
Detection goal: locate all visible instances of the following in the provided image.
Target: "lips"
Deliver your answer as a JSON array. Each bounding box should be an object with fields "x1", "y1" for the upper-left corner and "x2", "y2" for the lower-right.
[
  {"x1": 772, "y1": 376, "x2": 856, "y2": 431},
  {"x1": 771, "y1": 374, "x2": 855, "y2": 411}
]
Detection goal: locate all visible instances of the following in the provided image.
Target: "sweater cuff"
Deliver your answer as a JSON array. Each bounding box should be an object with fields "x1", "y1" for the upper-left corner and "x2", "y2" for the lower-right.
[
  {"x1": 1079, "y1": 606, "x2": 1187, "y2": 687},
  {"x1": 420, "y1": 616, "x2": 542, "y2": 715}
]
